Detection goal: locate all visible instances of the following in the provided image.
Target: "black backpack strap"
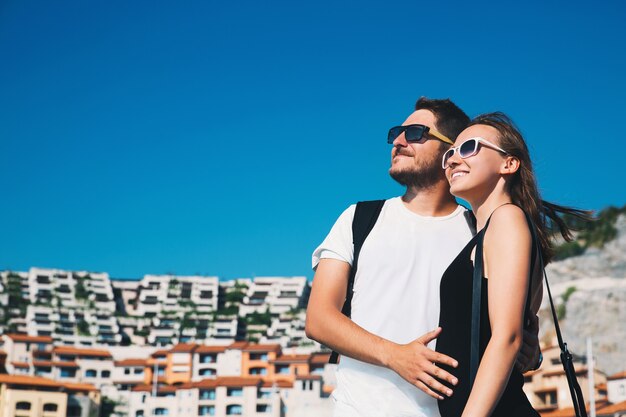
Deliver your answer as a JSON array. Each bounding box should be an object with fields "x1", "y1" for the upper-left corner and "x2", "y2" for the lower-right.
[{"x1": 329, "y1": 199, "x2": 386, "y2": 364}]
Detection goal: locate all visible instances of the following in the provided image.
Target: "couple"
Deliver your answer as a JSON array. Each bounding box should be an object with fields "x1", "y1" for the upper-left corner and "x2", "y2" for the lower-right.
[{"x1": 306, "y1": 97, "x2": 583, "y2": 417}]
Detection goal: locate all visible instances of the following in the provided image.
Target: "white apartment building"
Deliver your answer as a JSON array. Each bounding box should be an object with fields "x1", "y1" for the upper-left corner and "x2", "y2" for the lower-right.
[
  {"x1": 20, "y1": 268, "x2": 121, "y2": 346},
  {"x1": 128, "y1": 377, "x2": 282, "y2": 417},
  {"x1": 282, "y1": 375, "x2": 333, "y2": 417},
  {"x1": 239, "y1": 277, "x2": 310, "y2": 316},
  {"x1": 607, "y1": 371, "x2": 626, "y2": 404},
  {"x1": 261, "y1": 309, "x2": 315, "y2": 349},
  {"x1": 192, "y1": 345, "x2": 242, "y2": 381},
  {"x1": 135, "y1": 275, "x2": 219, "y2": 316}
]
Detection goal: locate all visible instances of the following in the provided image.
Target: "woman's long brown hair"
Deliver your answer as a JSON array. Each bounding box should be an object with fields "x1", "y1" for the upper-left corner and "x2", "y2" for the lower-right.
[{"x1": 468, "y1": 112, "x2": 591, "y2": 263}]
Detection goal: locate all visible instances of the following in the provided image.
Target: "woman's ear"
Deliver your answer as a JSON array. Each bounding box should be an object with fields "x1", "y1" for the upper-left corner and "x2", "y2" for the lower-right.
[{"x1": 501, "y1": 156, "x2": 520, "y2": 175}]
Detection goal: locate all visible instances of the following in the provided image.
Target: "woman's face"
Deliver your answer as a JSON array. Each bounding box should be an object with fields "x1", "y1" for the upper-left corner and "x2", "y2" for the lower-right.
[{"x1": 444, "y1": 124, "x2": 508, "y2": 201}]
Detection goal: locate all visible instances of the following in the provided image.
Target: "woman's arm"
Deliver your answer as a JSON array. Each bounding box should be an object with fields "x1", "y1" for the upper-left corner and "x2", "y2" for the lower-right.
[{"x1": 461, "y1": 205, "x2": 532, "y2": 417}]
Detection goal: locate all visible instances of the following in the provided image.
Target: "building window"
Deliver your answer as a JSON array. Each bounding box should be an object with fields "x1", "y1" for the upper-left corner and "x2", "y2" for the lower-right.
[
  {"x1": 61, "y1": 368, "x2": 77, "y2": 377},
  {"x1": 276, "y1": 365, "x2": 290, "y2": 375},
  {"x1": 199, "y1": 389, "x2": 216, "y2": 400},
  {"x1": 135, "y1": 411, "x2": 144, "y2": 417},
  {"x1": 16, "y1": 402, "x2": 31, "y2": 410},
  {"x1": 200, "y1": 354, "x2": 216, "y2": 363},
  {"x1": 134, "y1": 368, "x2": 144, "y2": 375},
  {"x1": 256, "y1": 404, "x2": 271, "y2": 413},
  {"x1": 198, "y1": 406, "x2": 215, "y2": 416},
  {"x1": 102, "y1": 370, "x2": 111, "y2": 377},
  {"x1": 43, "y1": 403, "x2": 58, "y2": 412},
  {"x1": 250, "y1": 353, "x2": 268, "y2": 361},
  {"x1": 153, "y1": 408, "x2": 169, "y2": 415},
  {"x1": 250, "y1": 367, "x2": 267, "y2": 375},
  {"x1": 200, "y1": 368, "x2": 216, "y2": 376},
  {"x1": 257, "y1": 389, "x2": 272, "y2": 399},
  {"x1": 227, "y1": 387, "x2": 243, "y2": 397},
  {"x1": 537, "y1": 390, "x2": 558, "y2": 406},
  {"x1": 86, "y1": 369, "x2": 97, "y2": 377},
  {"x1": 226, "y1": 405, "x2": 243, "y2": 415},
  {"x1": 125, "y1": 368, "x2": 131, "y2": 375}
]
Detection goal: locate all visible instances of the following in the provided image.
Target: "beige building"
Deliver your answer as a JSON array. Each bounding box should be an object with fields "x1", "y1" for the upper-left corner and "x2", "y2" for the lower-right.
[
  {"x1": 523, "y1": 345, "x2": 607, "y2": 413},
  {"x1": 0, "y1": 374, "x2": 100, "y2": 417}
]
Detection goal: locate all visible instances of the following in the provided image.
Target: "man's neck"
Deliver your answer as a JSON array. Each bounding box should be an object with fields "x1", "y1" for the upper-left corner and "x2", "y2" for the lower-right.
[{"x1": 401, "y1": 183, "x2": 458, "y2": 217}]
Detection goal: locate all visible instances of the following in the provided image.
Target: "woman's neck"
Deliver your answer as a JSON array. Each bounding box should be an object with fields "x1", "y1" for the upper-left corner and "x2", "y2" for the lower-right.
[{"x1": 470, "y1": 192, "x2": 513, "y2": 231}]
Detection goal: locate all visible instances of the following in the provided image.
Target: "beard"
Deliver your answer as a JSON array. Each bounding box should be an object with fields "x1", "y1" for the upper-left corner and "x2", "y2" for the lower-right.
[{"x1": 389, "y1": 154, "x2": 444, "y2": 190}]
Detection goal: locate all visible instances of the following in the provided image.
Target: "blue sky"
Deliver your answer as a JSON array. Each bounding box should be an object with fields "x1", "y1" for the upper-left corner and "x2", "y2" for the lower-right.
[{"x1": 1, "y1": 0, "x2": 624, "y2": 280}]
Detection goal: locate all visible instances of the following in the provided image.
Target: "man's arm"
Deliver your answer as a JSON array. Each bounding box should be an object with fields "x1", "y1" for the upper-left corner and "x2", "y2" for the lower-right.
[{"x1": 305, "y1": 258, "x2": 459, "y2": 399}]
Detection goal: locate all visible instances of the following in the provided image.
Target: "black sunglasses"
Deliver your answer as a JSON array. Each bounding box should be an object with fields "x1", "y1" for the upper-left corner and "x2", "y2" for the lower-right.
[{"x1": 387, "y1": 124, "x2": 454, "y2": 145}]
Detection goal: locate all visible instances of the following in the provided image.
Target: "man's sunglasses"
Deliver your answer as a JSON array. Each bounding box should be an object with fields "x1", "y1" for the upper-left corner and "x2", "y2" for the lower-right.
[
  {"x1": 442, "y1": 137, "x2": 508, "y2": 169},
  {"x1": 387, "y1": 124, "x2": 454, "y2": 146}
]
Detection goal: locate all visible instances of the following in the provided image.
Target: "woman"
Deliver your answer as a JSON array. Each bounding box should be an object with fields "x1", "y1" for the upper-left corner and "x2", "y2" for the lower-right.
[{"x1": 435, "y1": 112, "x2": 588, "y2": 417}]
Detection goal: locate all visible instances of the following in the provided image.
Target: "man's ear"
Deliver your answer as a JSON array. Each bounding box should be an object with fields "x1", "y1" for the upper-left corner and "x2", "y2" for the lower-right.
[{"x1": 501, "y1": 156, "x2": 520, "y2": 175}]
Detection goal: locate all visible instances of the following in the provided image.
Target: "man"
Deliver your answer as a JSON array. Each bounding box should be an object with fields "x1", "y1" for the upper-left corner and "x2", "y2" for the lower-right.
[{"x1": 305, "y1": 97, "x2": 539, "y2": 417}]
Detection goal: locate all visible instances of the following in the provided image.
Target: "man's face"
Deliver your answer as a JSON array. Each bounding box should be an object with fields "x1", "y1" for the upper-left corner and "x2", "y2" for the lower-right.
[{"x1": 389, "y1": 109, "x2": 448, "y2": 189}]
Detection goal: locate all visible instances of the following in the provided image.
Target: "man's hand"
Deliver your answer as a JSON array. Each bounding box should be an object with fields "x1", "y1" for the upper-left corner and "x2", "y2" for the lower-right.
[
  {"x1": 386, "y1": 327, "x2": 459, "y2": 400},
  {"x1": 516, "y1": 314, "x2": 541, "y2": 372}
]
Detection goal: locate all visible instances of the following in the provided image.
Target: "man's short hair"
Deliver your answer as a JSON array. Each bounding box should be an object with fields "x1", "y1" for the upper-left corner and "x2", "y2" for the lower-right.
[{"x1": 414, "y1": 97, "x2": 470, "y2": 142}]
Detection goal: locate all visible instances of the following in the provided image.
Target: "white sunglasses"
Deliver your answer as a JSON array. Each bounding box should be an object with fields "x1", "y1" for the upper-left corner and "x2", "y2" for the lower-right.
[{"x1": 442, "y1": 137, "x2": 508, "y2": 169}]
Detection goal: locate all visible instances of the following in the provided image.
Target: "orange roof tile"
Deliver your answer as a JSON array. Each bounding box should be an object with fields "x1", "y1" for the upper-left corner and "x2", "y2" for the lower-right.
[
  {"x1": 597, "y1": 400, "x2": 626, "y2": 414},
  {"x1": 170, "y1": 343, "x2": 198, "y2": 353},
  {"x1": 0, "y1": 374, "x2": 62, "y2": 388},
  {"x1": 596, "y1": 383, "x2": 607, "y2": 390},
  {"x1": 0, "y1": 350, "x2": 6, "y2": 357},
  {"x1": 193, "y1": 379, "x2": 218, "y2": 389},
  {"x1": 215, "y1": 376, "x2": 262, "y2": 387},
  {"x1": 151, "y1": 349, "x2": 169, "y2": 358},
  {"x1": 195, "y1": 345, "x2": 227, "y2": 354},
  {"x1": 63, "y1": 382, "x2": 98, "y2": 392},
  {"x1": 132, "y1": 384, "x2": 179, "y2": 393},
  {"x1": 309, "y1": 353, "x2": 331, "y2": 364},
  {"x1": 261, "y1": 380, "x2": 293, "y2": 388},
  {"x1": 58, "y1": 361, "x2": 80, "y2": 368},
  {"x1": 243, "y1": 343, "x2": 281, "y2": 353},
  {"x1": 32, "y1": 361, "x2": 56, "y2": 367},
  {"x1": 5, "y1": 334, "x2": 53, "y2": 344},
  {"x1": 608, "y1": 371, "x2": 626, "y2": 380},
  {"x1": 322, "y1": 384, "x2": 334, "y2": 394},
  {"x1": 54, "y1": 346, "x2": 112, "y2": 358},
  {"x1": 296, "y1": 375, "x2": 322, "y2": 381},
  {"x1": 228, "y1": 341, "x2": 248, "y2": 349},
  {"x1": 115, "y1": 359, "x2": 148, "y2": 367},
  {"x1": 11, "y1": 362, "x2": 30, "y2": 368},
  {"x1": 271, "y1": 354, "x2": 309, "y2": 364}
]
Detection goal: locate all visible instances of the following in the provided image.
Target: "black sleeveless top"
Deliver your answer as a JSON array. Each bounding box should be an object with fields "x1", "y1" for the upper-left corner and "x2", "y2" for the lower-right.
[{"x1": 436, "y1": 218, "x2": 540, "y2": 417}]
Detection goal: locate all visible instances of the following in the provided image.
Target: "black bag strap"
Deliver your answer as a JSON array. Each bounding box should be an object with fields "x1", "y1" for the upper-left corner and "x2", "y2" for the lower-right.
[
  {"x1": 470, "y1": 210, "x2": 588, "y2": 417},
  {"x1": 329, "y1": 199, "x2": 386, "y2": 364},
  {"x1": 531, "y1": 221, "x2": 588, "y2": 417}
]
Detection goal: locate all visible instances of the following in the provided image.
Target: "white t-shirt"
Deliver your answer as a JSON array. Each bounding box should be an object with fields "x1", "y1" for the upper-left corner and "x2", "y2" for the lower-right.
[{"x1": 312, "y1": 197, "x2": 473, "y2": 417}]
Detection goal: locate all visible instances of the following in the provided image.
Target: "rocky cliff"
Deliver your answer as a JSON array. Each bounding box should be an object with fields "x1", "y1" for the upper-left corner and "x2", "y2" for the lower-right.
[{"x1": 539, "y1": 214, "x2": 626, "y2": 375}]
